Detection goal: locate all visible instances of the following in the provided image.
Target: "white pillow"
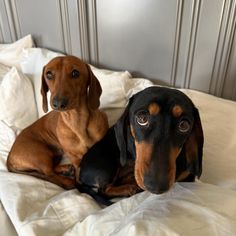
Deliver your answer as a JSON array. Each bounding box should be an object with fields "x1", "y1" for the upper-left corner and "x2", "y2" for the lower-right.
[
  {"x1": 0, "y1": 63, "x2": 10, "y2": 83},
  {"x1": 125, "y1": 77, "x2": 154, "y2": 99},
  {"x1": 0, "y1": 121, "x2": 19, "y2": 171},
  {"x1": 179, "y1": 89, "x2": 236, "y2": 190},
  {"x1": 90, "y1": 65, "x2": 133, "y2": 109},
  {"x1": 0, "y1": 67, "x2": 37, "y2": 130},
  {"x1": 0, "y1": 35, "x2": 34, "y2": 69}
]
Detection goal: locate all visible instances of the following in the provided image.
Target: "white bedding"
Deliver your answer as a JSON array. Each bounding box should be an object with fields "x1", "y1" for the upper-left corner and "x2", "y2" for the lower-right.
[{"x1": 0, "y1": 36, "x2": 236, "y2": 236}]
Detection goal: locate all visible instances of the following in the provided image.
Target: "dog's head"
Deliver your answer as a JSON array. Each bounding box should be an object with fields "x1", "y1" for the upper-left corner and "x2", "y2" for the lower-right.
[
  {"x1": 115, "y1": 87, "x2": 204, "y2": 194},
  {"x1": 41, "y1": 56, "x2": 102, "y2": 112}
]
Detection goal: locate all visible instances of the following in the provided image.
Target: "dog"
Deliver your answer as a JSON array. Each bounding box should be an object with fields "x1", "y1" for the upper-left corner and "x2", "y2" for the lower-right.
[
  {"x1": 77, "y1": 86, "x2": 204, "y2": 205},
  {"x1": 7, "y1": 55, "x2": 109, "y2": 189}
]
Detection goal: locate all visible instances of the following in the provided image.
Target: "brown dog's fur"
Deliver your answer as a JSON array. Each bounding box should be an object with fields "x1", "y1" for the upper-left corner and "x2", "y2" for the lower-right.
[{"x1": 7, "y1": 56, "x2": 108, "y2": 189}]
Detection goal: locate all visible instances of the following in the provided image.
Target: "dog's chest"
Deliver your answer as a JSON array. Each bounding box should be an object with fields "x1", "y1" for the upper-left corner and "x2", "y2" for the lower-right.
[
  {"x1": 56, "y1": 123, "x2": 85, "y2": 147},
  {"x1": 56, "y1": 125, "x2": 89, "y2": 164}
]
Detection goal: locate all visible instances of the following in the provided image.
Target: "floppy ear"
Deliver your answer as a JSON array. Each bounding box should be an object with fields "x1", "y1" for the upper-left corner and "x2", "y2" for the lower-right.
[
  {"x1": 114, "y1": 96, "x2": 134, "y2": 166},
  {"x1": 184, "y1": 107, "x2": 204, "y2": 178},
  {"x1": 40, "y1": 66, "x2": 49, "y2": 113},
  {"x1": 86, "y1": 65, "x2": 102, "y2": 110}
]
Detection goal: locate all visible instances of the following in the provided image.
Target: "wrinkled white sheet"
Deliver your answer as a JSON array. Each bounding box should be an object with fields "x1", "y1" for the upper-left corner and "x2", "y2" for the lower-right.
[
  {"x1": 0, "y1": 168, "x2": 236, "y2": 236},
  {"x1": 1, "y1": 89, "x2": 236, "y2": 235},
  {"x1": 65, "y1": 183, "x2": 236, "y2": 236}
]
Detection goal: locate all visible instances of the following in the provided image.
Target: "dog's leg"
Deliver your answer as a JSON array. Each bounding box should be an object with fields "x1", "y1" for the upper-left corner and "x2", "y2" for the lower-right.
[
  {"x1": 7, "y1": 142, "x2": 76, "y2": 189},
  {"x1": 37, "y1": 172, "x2": 76, "y2": 189},
  {"x1": 101, "y1": 183, "x2": 141, "y2": 197},
  {"x1": 100, "y1": 163, "x2": 141, "y2": 197},
  {"x1": 8, "y1": 166, "x2": 76, "y2": 189}
]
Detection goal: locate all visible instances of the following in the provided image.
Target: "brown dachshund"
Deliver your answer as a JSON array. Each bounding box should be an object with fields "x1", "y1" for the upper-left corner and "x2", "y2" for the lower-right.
[
  {"x1": 77, "y1": 87, "x2": 204, "y2": 205},
  {"x1": 7, "y1": 56, "x2": 108, "y2": 189}
]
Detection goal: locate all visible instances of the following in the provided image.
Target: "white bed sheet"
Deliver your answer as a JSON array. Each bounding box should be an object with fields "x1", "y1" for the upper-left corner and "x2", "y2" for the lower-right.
[
  {"x1": 0, "y1": 38, "x2": 236, "y2": 236},
  {"x1": 0, "y1": 168, "x2": 236, "y2": 236},
  {"x1": 1, "y1": 95, "x2": 236, "y2": 235}
]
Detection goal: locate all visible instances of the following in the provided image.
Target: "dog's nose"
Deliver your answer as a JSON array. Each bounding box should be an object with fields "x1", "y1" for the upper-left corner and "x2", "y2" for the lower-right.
[
  {"x1": 144, "y1": 177, "x2": 170, "y2": 194},
  {"x1": 145, "y1": 184, "x2": 169, "y2": 194},
  {"x1": 52, "y1": 97, "x2": 68, "y2": 110}
]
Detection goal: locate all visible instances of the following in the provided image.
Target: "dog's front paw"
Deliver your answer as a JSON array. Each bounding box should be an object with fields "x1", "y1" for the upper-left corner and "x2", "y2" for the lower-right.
[
  {"x1": 127, "y1": 184, "x2": 141, "y2": 196},
  {"x1": 63, "y1": 164, "x2": 75, "y2": 177},
  {"x1": 55, "y1": 164, "x2": 75, "y2": 178}
]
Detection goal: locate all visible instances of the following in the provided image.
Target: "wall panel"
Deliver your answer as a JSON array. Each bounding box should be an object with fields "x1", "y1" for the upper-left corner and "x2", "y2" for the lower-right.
[
  {"x1": 93, "y1": 0, "x2": 180, "y2": 85},
  {"x1": 12, "y1": 0, "x2": 67, "y2": 52},
  {"x1": 0, "y1": 0, "x2": 235, "y2": 100},
  {"x1": 0, "y1": 0, "x2": 84, "y2": 57}
]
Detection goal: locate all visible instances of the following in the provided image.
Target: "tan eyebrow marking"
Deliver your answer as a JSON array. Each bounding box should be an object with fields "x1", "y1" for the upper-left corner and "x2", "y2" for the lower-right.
[
  {"x1": 148, "y1": 102, "x2": 160, "y2": 115},
  {"x1": 172, "y1": 105, "x2": 183, "y2": 117}
]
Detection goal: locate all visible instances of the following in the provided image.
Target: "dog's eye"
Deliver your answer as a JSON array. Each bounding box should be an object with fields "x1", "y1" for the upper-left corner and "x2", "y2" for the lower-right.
[
  {"x1": 136, "y1": 111, "x2": 149, "y2": 126},
  {"x1": 178, "y1": 119, "x2": 191, "y2": 133},
  {"x1": 71, "y1": 69, "x2": 80, "y2": 78},
  {"x1": 46, "y1": 71, "x2": 53, "y2": 80}
]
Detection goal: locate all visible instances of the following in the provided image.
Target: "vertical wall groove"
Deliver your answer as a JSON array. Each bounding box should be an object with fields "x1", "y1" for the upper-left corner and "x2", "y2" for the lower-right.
[
  {"x1": 221, "y1": 4, "x2": 236, "y2": 100},
  {"x1": 231, "y1": 26, "x2": 236, "y2": 100},
  {"x1": 209, "y1": 0, "x2": 228, "y2": 94},
  {"x1": 218, "y1": 0, "x2": 236, "y2": 97},
  {"x1": 87, "y1": 0, "x2": 99, "y2": 66},
  {"x1": 170, "y1": 0, "x2": 183, "y2": 87},
  {"x1": 58, "y1": 0, "x2": 67, "y2": 53},
  {"x1": 2, "y1": 0, "x2": 17, "y2": 41},
  {"x1": 77, "y1": 0, "x2": 89, "y2": 62},
  {"x1": 10, "y1": 0, "x2": 22, "y2": 39},
  {"x1": 0, "y1": 22, "x2": 3, "y2": 42},
  {"x1": 59, "y1": 0, "x2": 72, "y2": 54},
  {"x1": 210, "y1": 0, "x2": 236, "y2": 97},
  {"x1": 183, "y1": 0, "x2": 201, "y2": 88},
  {"x1": 0, "y1": 0, "x2": 6, "y2": 41}
]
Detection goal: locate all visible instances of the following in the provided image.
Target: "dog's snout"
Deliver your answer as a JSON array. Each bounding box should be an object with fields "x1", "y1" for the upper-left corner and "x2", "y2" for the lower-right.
[
  {"x1": 52, "y1": 97, "x2": 68, "y2": 110},
  {"x1": 144, "y1": 176, "x2": 170, "y2": 194}
]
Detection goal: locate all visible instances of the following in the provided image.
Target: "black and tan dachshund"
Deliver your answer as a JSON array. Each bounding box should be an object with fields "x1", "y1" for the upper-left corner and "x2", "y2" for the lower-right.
[{"x1": 77, "y1": 86, "x2": 204, "y2": 205}]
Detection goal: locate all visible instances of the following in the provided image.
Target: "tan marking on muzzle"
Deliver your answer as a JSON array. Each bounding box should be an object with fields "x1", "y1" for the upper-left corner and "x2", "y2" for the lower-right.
[
  {"x1": 134, "y1": 141, "x2": 153, "y2": 190},
  {"x1": 168, "y1": 147, "x2": 182, "y2": 186},
  {"x1": 130, "y1": 125, "x2": 135, "y2": 138},
  {"x1": 172, "y1": 105, "x2": 183, "y2": 117},
  {"x1": 148, "y1": 102, "x2": 160, "y2": 116}
]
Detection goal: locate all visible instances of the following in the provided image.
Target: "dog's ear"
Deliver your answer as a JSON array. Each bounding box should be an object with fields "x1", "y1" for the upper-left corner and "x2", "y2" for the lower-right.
[
  {"x1": 40, "y1": 66, "x2": 49, "y2": 113},
  {"x1": 86, "y1": 64, "x2": 102, "y2": 110},
  {"x1": 184, "y1": 107, "x2": 204, "y2": 178},
  {"x1": 114, "y1": 96, "x2": 134, "y2": 166}
]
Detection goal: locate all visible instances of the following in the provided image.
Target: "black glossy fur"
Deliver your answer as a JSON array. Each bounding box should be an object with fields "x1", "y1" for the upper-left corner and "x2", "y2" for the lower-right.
[{"x1": 77, "y1": 87, "x2": 204, "y2": 205}]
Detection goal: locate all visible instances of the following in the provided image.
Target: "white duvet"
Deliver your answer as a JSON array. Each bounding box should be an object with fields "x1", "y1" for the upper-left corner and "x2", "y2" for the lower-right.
[
  {"x1": 0, "y1": 36, "x2": 236, "y2": 236},
  {"x1": 1, "y1": 170, "x2": 236, "y2": 236}
]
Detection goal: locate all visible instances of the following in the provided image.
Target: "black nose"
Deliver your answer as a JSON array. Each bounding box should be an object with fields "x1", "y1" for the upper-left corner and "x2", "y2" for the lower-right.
[
  {"x1": 52, "y1": 97, "x2": 68, "y2": 110},
  {"x1": 145, "y1": 184, "x2": 169, "y2": 194},
  {"x1": 144, "y1": 177, "x2": 170, "y2": 194}
]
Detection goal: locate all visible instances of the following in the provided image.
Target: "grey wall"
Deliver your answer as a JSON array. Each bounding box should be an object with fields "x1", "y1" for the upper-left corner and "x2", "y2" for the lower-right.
[{"x1": 0, "y1": 0, "x2": 236, "y2": 101}]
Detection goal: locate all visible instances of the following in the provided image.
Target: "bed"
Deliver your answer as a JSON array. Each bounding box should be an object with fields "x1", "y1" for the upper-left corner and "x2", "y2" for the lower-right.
[{"x1": 0, "y1": 35, "x2": 236, "y2": 236}]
